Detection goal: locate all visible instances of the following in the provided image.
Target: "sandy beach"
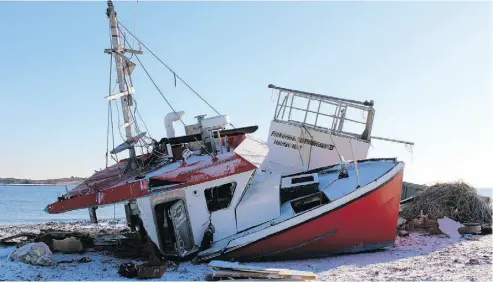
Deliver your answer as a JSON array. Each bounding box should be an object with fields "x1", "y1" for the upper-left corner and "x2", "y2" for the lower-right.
[{"x1": 0, "y1": 220, "x2": 491, "y2": 281}]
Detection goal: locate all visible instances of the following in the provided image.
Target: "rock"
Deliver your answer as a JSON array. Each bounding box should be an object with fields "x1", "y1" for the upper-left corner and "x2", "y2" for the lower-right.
[
  {"x1": 397, "y1": 216, "x2": 407, "y2": 227},
  {"x1": 458, "y1": 227, "x2": 468, "y2": 235},
  {"x1": 466, "y1": 258, "x2": 480, "y2": 265},
  {"x1": 398, "y1": 230, "x2": 409, "y2": 237},
  {"x1": 428, "y1": 226, "x2": 443, "y2": 235},
  {"x1": 481, "y1": 224, "x2": 492, "y2": 235},
  {"x1": 10, "y1": 242, "x2": 53, "y2": 266}
]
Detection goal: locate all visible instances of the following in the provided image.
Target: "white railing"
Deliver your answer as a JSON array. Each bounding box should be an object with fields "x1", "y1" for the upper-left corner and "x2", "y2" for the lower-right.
[{"x1": 270, "y1": 84, "x2": 375, "y2": 141}]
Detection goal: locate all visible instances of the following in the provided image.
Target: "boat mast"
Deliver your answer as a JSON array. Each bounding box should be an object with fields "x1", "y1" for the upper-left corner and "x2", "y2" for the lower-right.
[{"x1": 106, "y1": 0, "x2": 139, "y2": 168}]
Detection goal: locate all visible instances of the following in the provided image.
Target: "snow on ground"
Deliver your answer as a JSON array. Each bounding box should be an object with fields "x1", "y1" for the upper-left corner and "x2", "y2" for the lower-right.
[{"x1": 0, "y1": 221, "x2": 492, "y2": 281}]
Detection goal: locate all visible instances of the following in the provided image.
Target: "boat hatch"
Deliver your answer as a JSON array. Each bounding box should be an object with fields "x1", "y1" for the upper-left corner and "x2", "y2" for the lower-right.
[
  {"x1": 155, "y1": 200, "x2": 195, "y2": 257},
  {"x1": 291, "y1": 191, "x2": 330, "y2": 213},
  {"x1": 281, "y1": 173, "x2": 320, "y2": 203}
]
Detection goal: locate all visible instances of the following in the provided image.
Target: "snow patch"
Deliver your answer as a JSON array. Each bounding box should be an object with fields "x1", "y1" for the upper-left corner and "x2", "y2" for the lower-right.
[{"x1": 438, "y1": 217, "x2": 463, "y2": 239}]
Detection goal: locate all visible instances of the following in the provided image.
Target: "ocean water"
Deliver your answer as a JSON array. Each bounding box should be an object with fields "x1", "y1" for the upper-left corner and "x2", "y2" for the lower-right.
[
  {"x1": 0, "y1": 185, "x2": 490, "y2": 226},
  {"x1": 0, "y1": 185, "x2": 125, "y2": 225}
]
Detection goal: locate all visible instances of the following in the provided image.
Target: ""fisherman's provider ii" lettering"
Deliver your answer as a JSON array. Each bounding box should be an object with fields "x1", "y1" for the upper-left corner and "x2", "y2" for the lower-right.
[{"x1": 271, "y1": 131, "x2": 335, "y2": 150}]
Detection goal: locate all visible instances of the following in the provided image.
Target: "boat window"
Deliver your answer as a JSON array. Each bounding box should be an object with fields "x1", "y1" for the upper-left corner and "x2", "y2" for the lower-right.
[
  {"x1": 204, "y1": 182, "x2": 236, "y2": 212},
  {"x1": 291, "y1": 175, "x2": 315, "y2": 184}
]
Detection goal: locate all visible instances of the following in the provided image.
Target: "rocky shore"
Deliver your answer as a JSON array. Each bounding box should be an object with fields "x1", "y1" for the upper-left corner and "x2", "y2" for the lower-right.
[{"x1": 0, "y1": 220, "x2": 491, "y2": 281}]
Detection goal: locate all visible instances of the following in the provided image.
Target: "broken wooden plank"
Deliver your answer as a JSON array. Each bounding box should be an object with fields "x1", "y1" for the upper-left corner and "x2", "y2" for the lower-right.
[
  {"x1": 212, "y1": 269, "x2": 280, "y2": 279},
  {"x1": 212, "y1": 269, "x2": 314, "y2": 281},
  {"x1": 209, "y1": 260, "x2": 286, "y2": 274},
  {"x1": 0, "y1": 233, "x2": 37, "y2": 243},
  {"x1": 208, "y1": 260, "x2": 317, "y2": 280}
]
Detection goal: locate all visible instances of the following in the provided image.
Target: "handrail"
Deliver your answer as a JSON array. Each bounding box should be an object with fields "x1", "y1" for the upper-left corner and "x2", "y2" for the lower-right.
[
  {"x1": 268, "y1": 84, "x2": 374, "y2": 107},
  {"x1": 269, "y1": 84, "x2": 375, "y2": 142}
]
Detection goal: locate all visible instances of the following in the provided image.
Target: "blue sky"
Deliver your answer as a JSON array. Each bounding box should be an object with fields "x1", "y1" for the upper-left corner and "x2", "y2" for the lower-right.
[{"x1": 0, "y1": 1, "x2": 491, "y2": 188}]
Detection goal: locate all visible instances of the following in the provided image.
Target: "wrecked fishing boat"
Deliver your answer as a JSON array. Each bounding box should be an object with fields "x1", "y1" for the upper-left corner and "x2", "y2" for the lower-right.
[{"x1": 46, "y1": 0, "x2": 413, "y2": 262}]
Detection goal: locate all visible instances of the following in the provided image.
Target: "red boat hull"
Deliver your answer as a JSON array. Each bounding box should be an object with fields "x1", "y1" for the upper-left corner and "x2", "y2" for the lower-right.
[{"x1": 221, "y1": 169, "x2": 404, "y2": 261}]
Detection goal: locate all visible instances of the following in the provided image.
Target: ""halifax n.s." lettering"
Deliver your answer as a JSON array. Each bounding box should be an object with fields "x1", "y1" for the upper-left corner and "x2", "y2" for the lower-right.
[{"x1": 271, "y1": 131, "x2": 334, "y2": 150}]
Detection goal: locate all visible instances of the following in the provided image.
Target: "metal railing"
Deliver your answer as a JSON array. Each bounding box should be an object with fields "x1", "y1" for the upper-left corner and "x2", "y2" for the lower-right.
[{"x1": 270, "y1": 84, "x2": 375, "y2": 141}]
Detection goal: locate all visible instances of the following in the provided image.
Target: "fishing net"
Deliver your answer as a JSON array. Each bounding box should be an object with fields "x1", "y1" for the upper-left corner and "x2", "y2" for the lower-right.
[{"x1": 400, "y1": 181, "x2": 492, "y2": 224}]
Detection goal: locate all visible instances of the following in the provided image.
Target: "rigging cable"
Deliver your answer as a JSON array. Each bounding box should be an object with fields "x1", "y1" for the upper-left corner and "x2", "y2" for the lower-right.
[
  {"x1": 106, "y1": 53, "x2": 114, "y2": 168},
  {"x1": 116, "y1": 26, "x2": 214, "y2": 157},
  {"x1": 117, "y1": 22, "x2": 224, "y2": 120},
  {"x1": 125, "y1": 50, "x2": 214, "y2": 157},
  {"x1": 113, "y1": 99, "x2": 126, "y2": 141}
]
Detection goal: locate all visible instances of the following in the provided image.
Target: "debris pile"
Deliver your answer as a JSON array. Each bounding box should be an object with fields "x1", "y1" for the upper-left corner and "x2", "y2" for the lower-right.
[
  {"x1": 2, "y1": 228, "x2": 151, "y2": 262},
  {"x1": 118, "y1": 261, "x2": 167, "y2": 279},
  {"x1": 400, "y1": 181, "x2": 492, "y2": 224},
  {"x1": 401, "y1": 214, "x2": 444, "y2": 235},
  {"x1": 207, "y1": 260, "x2": 317, "y2": 281}
]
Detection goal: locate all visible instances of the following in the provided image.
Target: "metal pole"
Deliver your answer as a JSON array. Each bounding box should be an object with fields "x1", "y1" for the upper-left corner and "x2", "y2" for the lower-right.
[
  {"x1": 288, "y1": 93, "x2": 295, "y2": 120},
  {"x1": 363, "y1": 105, "x2": 375, "y2": 141},
  {"x1": 274, "y1": 90, "x2": 281, "y2": 120},
  {"x1": 303, "y1": 99, "x2": 311, "y2": 124},
  {"x1": 314, "y1": 100, "x2": 322, "y2": 126},
  {"x1": 349, "y1": 140, "x2": 361, "y2": 188},
  {"x1": 107, "y1": 0, "x2": 136, "y2": 166},
  {"x1": 268, "y1": 84, "x2": 374, "y2": 107},
  {"x1": 371, "y1": 136, "x2": 414, "y2": 145}
]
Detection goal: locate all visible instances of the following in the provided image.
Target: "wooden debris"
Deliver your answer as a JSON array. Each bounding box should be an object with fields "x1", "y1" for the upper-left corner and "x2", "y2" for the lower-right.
[
  {"x1": 208, "y1": 260, "x2": 317, "y2": 281},
  {"x1": 136, "y1": 263, "x2": 166, "y2": 279},
  {"x1": 405, "y1": 214, "x2": 443, "y2": 235},
  {"x1": 0, "y1": 233, "x2": 37, "y2": 246},
  {"x1": 58, "y1": 257, "x2": 92, "y2": 264}
]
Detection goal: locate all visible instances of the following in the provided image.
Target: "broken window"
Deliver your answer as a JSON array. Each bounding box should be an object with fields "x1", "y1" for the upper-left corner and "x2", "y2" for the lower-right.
[{"x1": 204, "y1": 182, "x2": 236, "y2": 212}]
